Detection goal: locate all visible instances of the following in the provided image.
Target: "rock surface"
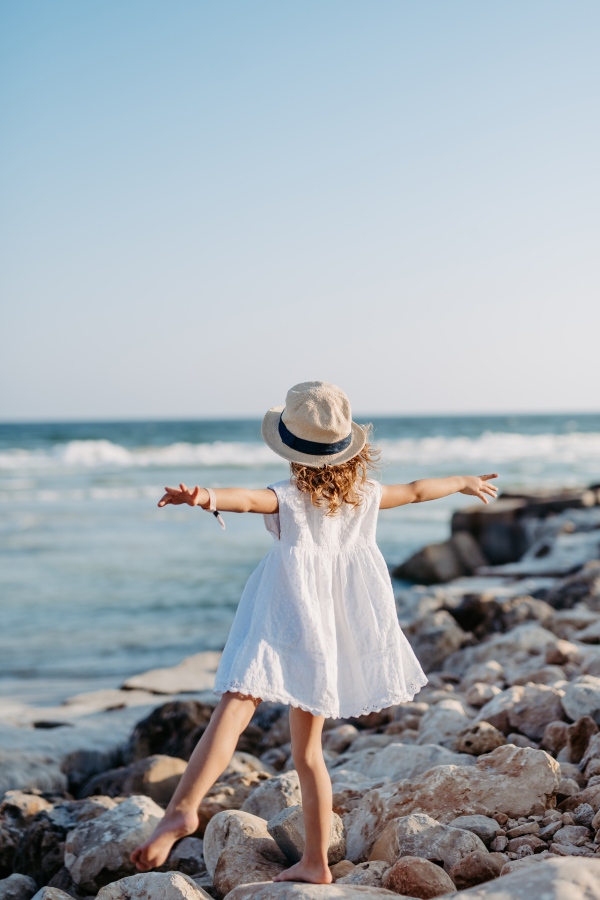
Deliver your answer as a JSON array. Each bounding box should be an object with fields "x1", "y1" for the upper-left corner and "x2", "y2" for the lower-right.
[
  {"x1": 203, "y1": 810, "x2": 288, "y2": 892},
  {"x1": 383, "y1": 855, "x2": 456, "y2": 898},
  {"x1": 440, "y1": 856, "x2": 600, "y2": 899},
  {"x1": 0, "y1": 875, "x2": 37, "y2": 900},
  {"x1": 369, "y1": 813, "x2": 486, "y2": 872},
  {"x1": 241, "y1": 772, "x2": 302, "y2": 821},
  {"x1": 80, "y1": 754, "x2": 187, "y2": 806},
  {"x1": 64, "y1": 795, "x2": 164, "y2": 893},
  {"x1": 447, "y1": 850, "x2": 502, "y2": 890},
  {"x1": 345, "y1": 745, "x2": 560, "y2": 860},
  {"x1": 227, "y1": 885, "x2": 401, "y2": 900},
  {"x1": 336, "y1": 861, "x2": 390, "y2": 887},
  {"x1": 267, "y1": 806, "x2": 345, "y2": 865},
  {"x1": 96, "y1": 871, "x2": 212, "y2": 899}
]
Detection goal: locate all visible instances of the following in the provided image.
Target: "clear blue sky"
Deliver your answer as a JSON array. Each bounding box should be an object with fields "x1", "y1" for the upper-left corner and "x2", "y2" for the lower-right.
[{"x1": 1, "y1": 1, "x2": 599, "y2": 420}]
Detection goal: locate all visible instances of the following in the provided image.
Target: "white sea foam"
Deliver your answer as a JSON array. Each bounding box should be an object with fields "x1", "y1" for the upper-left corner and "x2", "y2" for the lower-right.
[{"x1": 0, "y1": 431, "x2": 599, "y2": 471}]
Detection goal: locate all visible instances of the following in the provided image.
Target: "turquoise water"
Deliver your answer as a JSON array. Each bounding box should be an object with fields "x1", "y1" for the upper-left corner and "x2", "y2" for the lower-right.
[{"x1": 1, "y1": 414, "x2": 599, "y2": 704}]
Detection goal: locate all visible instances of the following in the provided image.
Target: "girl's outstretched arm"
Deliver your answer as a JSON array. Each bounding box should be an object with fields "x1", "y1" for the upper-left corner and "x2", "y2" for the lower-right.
[
  {"x1": 380, "y1": 474, "x2": 498, "y2": 509},
  {"x1": 158, "y1": 484, "x2": 278, "y2": 513}
]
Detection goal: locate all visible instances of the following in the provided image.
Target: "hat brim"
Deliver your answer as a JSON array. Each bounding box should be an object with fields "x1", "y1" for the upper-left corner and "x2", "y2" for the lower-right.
[{"x1": 261, "y1": 406, "x2": 367, "y2": 468}]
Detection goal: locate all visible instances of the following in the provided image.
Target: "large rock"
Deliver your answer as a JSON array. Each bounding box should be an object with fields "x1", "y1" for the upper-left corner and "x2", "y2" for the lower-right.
[
  {"x1": 337, "y1": 861, "x2": 390, "y2": 887},
  {"x1": 345, "y1": 745, "x2": 560, "y2": 861},
  {"x1": 197, "y1": 772, "x2": 273, "y2": 835},
  {"x1": 80, "y1": 755, "x2": 187, "y2": 806},
  {"x1": 438, "y1": 856, "x2": 600, "y2": 899},
  {"x1": 443, "y1": 624, "x2": 559, "y2": 678},
  {"x1": 167, "y1": 837, "x2": 205, "y2": 876},
  {"x1": 561, "y1": 676, "x2": 600, "y2": 721},
  {"x1": 383, "y1": 856, "x2": 456, "y2": 898},
  {"x1": 64, "y1": 795, "x2": 164, "y2": 893},
  {"x1": 30, "y1": 889, "x2": 73, "y2": 900},
  {"x1": 96, "y1": 871, "x2": 211, "y2": 900},
  {"x1": 331, "y1": 743, "x2": 475, "y2": 784},
  {"x1": 0, "y1": 793, "x2": 53, "y2": 878},
  {"x1": 203, "y1": 810, "x2": 287, "y2": 894},
  {"x1": 447, "y1": 816, "x2": 500, "y2": 846},
  {"x1": 122, "y1": 652, "x2": 222, "y2": 693},
  {"x1": 126, "y1": 701, "x2": 215, "y2": 762},
  {"x1": 241, "y1": 772, "x2": 301, "y2": 821},
  {"x1": 267, "y1": 806, "x2": 345, "y2": 865},
  {"x1": 0, "y1": 875, "x2": 37, "y2": 900},
  {"x1": 447, "y1": 850, "x2": 503, "y2": 890},
  {"x1": 13, "y1": 797, "x2": 118, "y2": 886},
  {"x1": 476, "y1": 684, "x2": 565, "y2": 741},
  {"x1": 417, "y1": 701, "x2": 473, "y2": 749},
  {"x1": 404, "y1": 612, "x2": 468, "y2": 673},
  {"x1": 226, "y1": 885, "x2": 400, "y2": 900},
  {"x1": 454, "y1": 722, "x2": 507, "y2": 756},
  {"x1": 392, "y1": 533, "x2": 487, "y2": 585},
  {"x1": 369, "y1": 813, "x2": 486, "y2": 872},
  {"x1": 0, "y1": 754, "x2": 68, "y2": 798}
]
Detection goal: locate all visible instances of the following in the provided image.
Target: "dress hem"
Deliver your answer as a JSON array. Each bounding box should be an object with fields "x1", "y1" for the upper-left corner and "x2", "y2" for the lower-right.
[{"x1": 212, "y1": 674, "x2": 429, "y2": 719}]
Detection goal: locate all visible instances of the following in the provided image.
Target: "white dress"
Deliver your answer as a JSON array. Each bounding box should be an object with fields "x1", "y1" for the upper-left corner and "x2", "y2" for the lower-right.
[{"x1": 213, "y1": 478, "x2": 427, "y2": 718}]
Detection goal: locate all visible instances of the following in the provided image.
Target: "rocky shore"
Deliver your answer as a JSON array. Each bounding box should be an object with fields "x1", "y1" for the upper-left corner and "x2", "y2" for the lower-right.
[{"x1": 2, "y1": 484, "x2": 600, "y2": 900}]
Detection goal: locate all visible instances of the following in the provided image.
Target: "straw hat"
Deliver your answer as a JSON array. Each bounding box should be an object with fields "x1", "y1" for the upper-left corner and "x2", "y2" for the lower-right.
[{"x1": 261, "y1": 381, "x2": 366, "y2": 467}]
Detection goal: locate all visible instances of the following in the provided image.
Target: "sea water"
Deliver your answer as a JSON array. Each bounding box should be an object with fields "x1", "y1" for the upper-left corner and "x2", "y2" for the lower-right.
[{"x1": 1, "y1": 415, "x2": 599, "y2": 705}]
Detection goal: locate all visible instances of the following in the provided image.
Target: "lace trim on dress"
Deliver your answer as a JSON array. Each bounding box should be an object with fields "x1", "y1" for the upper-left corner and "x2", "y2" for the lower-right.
[{"x1": 213, "y1": 673, "x2": 429, "y2": 720}]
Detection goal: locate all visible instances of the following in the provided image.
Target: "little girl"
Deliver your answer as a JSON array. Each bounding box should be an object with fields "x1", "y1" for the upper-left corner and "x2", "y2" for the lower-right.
[{"x1": 132, "y1": 381, "x2": 497, "y2": 883}]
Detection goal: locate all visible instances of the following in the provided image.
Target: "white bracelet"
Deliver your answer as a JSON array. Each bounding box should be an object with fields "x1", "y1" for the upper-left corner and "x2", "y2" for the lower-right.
[{"x1": 205, "y1": 488, "x2": 225, "y2": 530}]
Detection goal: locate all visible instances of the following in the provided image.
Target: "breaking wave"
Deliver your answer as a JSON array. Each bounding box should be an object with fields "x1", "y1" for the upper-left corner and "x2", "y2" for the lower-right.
[{"x1": 1, "y1": 431, "x2": 600, "y2": 471}]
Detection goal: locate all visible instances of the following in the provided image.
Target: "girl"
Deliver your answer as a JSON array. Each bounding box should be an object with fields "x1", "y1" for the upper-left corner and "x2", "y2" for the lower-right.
[{"x1": 131, "y1": 381, "x2": 497, "y2": 883}]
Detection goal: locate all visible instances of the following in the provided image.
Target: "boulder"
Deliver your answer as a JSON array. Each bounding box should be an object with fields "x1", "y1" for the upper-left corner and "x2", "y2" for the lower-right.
[
  {"x1": 510, "y1": 665, "x2": 566, "y2": 687},
  {"x1": 443, "y1": 624, "x2": 559, "y2": 679},
  {"x1": 404, "y1": 611, "x2": 469, "y2": 673},
  {"x1": 417, "y1": 701, "x2": 473, "y2": 749},
  {"x1": 0, "y1": 793, "x2": 53, "y2": 878},
  {"x1": 540, "y1": 721, "x2": 570, "y2": 756},
  {"x1": 197, "y1": 772, "x2": 273, "y2": 835},
  {"x1": 332, "y1": 742, "x2": 475, "y2": 784},
  {"x1": 383, "y1": 856, "x2": 456, "y2": 898},
  {"x1": 474, "y1": 684, "x2": 565, "y2": 740},
  {"x1": 0, "y1": 754, "x2": 68, "y2": 798},
  {"x1": 330, "y1": 861, "x2": 356, "y2": 881},
  {"x1": 221, "y1": 752, "x2": 276, "y2": 780},
  {"x1": 450, "y1": 498, "x2": 528, "y2": 566},
  {"x1": 336, "y1": 861, "x2": 390, "y2": 887},
  {"x1": 0, "y1": 875, "x2": 37, "y2": 900},
  {"x1": 126, "y1": 701, "x2": 214, "y2": 762},
  {"x1": 464, "y1": 684, "x2": 501, "y2": 709},
  {"x1": 369, "y1": 813, "x2": 486, "y2": 872},
  {"x1": 30, "y1": 889, "x2": 73, "y2": 900},
  {"x1": 392, "y1": 533, "x2": 487, "y2": 584},
  {"x1": 64, "y1": 795, "x2": 164, "y2": 893},
  {"x1": 167, "y1": 837, "x2": 205, "y2": 876},
  {"x1": 447, "y1": 816, "x2": 500, "y2": 846},
  {"x1": 226, "y1": 884, "x2": 400, "y2": 900},
  {"x1": 546, "y1": 639, "x2": 581, "y2": 665},
  {"x1": 549, "y1": 609, "x2": 600, "y2": 640},
  {"x1": 80, "y1": 755, "x2": 187, "y2": 806},
  {"x1": 552, "y1": 824, "x2": 590, "y2": 846},
  {"x1": 345, "y1": 745, "x2": 560, "y2": 861},
  {"x1": 460, "y1": 662, "x2": 505, "y2": 693},
  {"x1": 267, "y1": 806, "x2": 345, "y2": 865},
  {"x1": 564, "y1": 716, "x2": 598, "y2": 764},
  {"x1": 203, "y1": 810, "x2": 287, "y2": 894},
  {"x1": 13, "y1": 797, "x2": 118, "y2": 886},
  {"x1": 241, "y1": 772, "x2": 301, "y2": 821},
  {"x1": 581, "y1": 732, "x2": 600, "y2": 773},
  {"x1": 96, "y1": 871, "x2": 212, "y2": 900},
  {"x1": 447, "y1": 850, "x2": 503, "y2": 889},
  {"x1": 323, "y1": 726, "x2": 360, "y2": 754},
  {"x1": 561, "y1": 676, "x2": 600, "y2": 722},
  {"x1": 122, "y1": 651, "x2": 222, "y2": 693},
  {"x1": 454, "y1": 722, "x2": 507, "y2": 755}
]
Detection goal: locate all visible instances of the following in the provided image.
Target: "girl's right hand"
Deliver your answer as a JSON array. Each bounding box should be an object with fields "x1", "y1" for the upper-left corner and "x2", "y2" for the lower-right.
[{"x1": 158, "y1": 483, "x2": 204, "y2": 507}]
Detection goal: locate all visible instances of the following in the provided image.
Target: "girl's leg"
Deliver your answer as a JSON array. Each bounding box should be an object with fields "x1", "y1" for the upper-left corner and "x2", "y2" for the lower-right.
[
  {"x1": 131, "y1": 691, "x2": 261, "y2": 871},
  {"x1": 273, "y1": 708, "x2": 332, "y2": 884}
]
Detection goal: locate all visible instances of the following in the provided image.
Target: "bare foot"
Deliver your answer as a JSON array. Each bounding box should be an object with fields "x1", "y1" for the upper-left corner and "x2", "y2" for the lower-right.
[
  {"x1": 130, "y1": 809, "x2": 199, "y2": 872},
  {"x1": 273, "y1": 860, "x2": 332, "y2": 885}
]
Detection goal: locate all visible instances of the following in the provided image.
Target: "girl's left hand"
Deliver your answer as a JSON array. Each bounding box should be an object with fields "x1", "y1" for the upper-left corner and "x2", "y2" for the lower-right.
[
  {"x1": 459, "y1": 474, "x2": 499, "y2": 504},
  {"x1": 158, "y1": 483, "x2": 203, "y2": 507}
]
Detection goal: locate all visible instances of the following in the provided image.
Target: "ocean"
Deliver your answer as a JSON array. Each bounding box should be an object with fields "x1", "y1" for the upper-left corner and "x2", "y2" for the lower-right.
[{"x1": 1, "y1": 414, "x2": 599, "y2": 706}]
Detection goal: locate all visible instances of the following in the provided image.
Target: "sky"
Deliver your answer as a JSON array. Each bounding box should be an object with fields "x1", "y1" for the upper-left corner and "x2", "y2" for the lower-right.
[{"x1": 1, "y1": 1, "x2": 599, "y2": 421}]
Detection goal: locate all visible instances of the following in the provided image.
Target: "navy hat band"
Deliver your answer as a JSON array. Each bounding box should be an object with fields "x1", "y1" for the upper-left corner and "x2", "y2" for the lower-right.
[{"x1": 278, "y1": 414, "x2": 352, "y2": 456}]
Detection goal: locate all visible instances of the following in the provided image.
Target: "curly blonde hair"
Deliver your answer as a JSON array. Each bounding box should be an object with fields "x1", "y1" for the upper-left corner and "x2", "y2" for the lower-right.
[{"x1": 290, "y1": 426, "x2": 381, "y2": 516}]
